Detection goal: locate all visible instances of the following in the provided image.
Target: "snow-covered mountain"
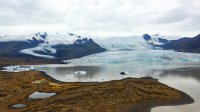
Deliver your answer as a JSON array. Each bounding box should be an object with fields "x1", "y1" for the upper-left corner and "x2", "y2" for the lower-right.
[
  {"x1": 0, "y1": 32, "x2": 179, "y2": 52},
  {"x1": 142, "y1": 33, "x2": 200, "y2": 54},
  {"x1": 0, "y1": 32, "x2": 88, "y2": 45},
  {"x1": 0, "y1": 32, "x2": 186, "y2": 60},
  {"x1": 0, "y1": 32, "x2": 105, "y2": 60},
  {"x1": 0, "y1": 32, "x2": 48, "y2": 44},
  {"x1": 18, "y1": 32, "x2": 95, "y2": 59},
  {"x1": 160, "y1": 34, "x2": 200, "y2": 53},
  {"x1": 142, "y1": 33, "x2": 182, "y2": 46}
]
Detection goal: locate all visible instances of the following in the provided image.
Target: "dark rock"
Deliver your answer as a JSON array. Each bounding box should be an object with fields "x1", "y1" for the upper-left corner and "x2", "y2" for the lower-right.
[
  {"x1": 0, "y1": 41, "x2": 41, "y2": 57},
  {"x1": 143, "y1": 34, "x2": 169, "y2": 44},
  {"x1": 160, "y1": 34, "x2": 200, "y2": 53},
  {"x1": 120, "y1": 72, "x2": 128, "y2": 75},
  {"x1": 158, "y1": 38, "x2": 169, "y2": 44},
  {"x1": 68, "y1": 33, "x2": 75, "y2": 36},
  {"x1": 143, "y1": 34, "x2": 151, "y2": 41},
  {"x1": 52, "y1": 38, "x2": 105, "y2": 60}
]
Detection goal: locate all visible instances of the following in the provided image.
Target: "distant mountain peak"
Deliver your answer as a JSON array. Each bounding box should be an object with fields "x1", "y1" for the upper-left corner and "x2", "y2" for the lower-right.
[
  {"x1": 68, "y1": 32, "x2": 90, "y2": 40},
  {"x1": 143, "y1": 33, "x2": 169, "y2": 46}
]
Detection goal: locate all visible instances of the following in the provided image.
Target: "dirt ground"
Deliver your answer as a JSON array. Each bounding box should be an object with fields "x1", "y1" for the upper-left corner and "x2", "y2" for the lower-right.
[{"x1": 0, "y1": 71, "x2": 194, "y2": 112}]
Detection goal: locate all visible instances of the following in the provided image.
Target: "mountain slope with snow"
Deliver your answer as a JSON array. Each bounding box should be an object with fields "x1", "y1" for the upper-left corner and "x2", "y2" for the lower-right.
[
  {"x1": 160, "y1": 34, "x2": 200, "y2": 53},
  {"x1": 1, "y1": 32, "x2": 189, "y2": 60},
  {"x1": 0, "y1": 33, "x2": 48, "y2": 57},
  {"x1": 0, "y1": 32, "x2": 105, "y2": 60},
  {"x1": 142, "y1": 33, "x2": 200, "y2": 53}
]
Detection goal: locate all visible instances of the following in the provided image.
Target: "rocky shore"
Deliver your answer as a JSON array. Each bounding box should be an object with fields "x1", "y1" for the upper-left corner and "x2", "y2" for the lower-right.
[{"x1": 0, "y1": 71, "x2": 194, "y2": 112}]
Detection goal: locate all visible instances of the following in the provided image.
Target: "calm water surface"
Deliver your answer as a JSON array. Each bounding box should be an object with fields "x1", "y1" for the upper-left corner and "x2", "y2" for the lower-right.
[{"x1": 31, "y1": 64, "x2": 200, "y2": 112}]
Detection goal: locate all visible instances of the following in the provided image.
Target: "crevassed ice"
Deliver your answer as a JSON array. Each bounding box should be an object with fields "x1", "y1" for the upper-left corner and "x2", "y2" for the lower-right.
[{"x1": 65, "y1": 50, "x2": 200, "y2": 65}]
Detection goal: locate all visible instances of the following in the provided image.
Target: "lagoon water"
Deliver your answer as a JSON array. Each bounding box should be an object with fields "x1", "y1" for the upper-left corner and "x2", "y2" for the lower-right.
[
  {"x1": 7, "y1": 50, "x2": 200, "y2": 112},
  {"x1": 29, "y1": 92, "x2": 56, "y2": 99}
]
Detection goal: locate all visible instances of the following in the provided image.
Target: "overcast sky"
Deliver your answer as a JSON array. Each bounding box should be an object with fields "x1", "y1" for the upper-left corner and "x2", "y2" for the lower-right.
[{"x1": 0, "y1": 0, "x2": 199, "y2": 36}]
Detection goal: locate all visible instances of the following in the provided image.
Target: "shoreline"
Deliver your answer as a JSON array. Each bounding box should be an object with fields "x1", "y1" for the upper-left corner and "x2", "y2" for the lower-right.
[{"x1": 0, "y1": 70, "x2": 194, "y2": 112}]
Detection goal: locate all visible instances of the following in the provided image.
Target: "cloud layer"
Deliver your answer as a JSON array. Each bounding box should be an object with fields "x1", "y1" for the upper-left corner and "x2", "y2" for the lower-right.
[{"x1": 0, "y1": 0, "x2": 199, "y2": 36}]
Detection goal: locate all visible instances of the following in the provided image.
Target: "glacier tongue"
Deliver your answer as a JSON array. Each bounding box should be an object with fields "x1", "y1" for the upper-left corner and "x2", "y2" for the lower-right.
[
  {"x1": 20, "y1": 44, "x2": 56, "y2": 59},
  {"x1": 65, "y1": 50, "x2": 200, "y2": 66},
  {"x1": 93, "y1": 36, "x2": 156, "y2": 51}
]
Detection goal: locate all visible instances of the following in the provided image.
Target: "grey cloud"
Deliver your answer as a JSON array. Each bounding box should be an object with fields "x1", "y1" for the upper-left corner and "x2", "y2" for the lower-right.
[
  {"x1": 155, "y1": 8, "x2": 188, "y2": 24},
  {"x1": 154, "y1": 0, "x2": 200, "y2": 24},
  {"x1": 0, "y1": 0, "x2": 65, "y2": 25},
  {"x1": 0, "y1": 0, "x2": 199, "y2": 36}
]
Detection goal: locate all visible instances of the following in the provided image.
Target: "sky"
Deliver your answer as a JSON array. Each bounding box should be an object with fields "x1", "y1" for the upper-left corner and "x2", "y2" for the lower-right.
[{"x1": 0, "y1": 0, "x2": 199, "y2": 37}]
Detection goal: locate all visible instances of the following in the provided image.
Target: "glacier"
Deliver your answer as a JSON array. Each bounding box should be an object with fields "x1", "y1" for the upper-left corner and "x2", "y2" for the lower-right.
[
  {"x1": 92, "y1": 34, "x2": 180, "y2": 51},
  {"x1": 20, "y1": 44, "x2": 57, "y2": 59}
]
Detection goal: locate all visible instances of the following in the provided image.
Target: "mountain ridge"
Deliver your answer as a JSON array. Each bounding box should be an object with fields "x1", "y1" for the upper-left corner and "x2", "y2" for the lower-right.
[
  {"x1": 0, "y1": 32, "x2": 105, "y2": 61},
  {"x1": 143, "y1": 33, "x2": 200, "y2": 53}
]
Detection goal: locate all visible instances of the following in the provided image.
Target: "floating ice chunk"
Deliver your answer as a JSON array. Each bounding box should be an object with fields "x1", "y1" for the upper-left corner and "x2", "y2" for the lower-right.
[
  {"x1": 29, "y1": 92, "x2": 56, "y2": 99},
  {"x1": 3, "y1": 65, "x2": 22, "y2": 72},
  {"x1": 2, "y1": 65, "x2": 34, "y2": 72},
  {"x1": 29, "y1": 65, "x2": 35, "y2": 70},
  {"x1": 74, "y1": 71, "x2": 87, "y2": 76}
]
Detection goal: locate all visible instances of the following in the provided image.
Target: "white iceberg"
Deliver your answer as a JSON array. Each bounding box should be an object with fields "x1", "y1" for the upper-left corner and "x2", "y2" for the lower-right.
[{"x1": 74, "y1": 71, "x2": 87, "y2": 76}]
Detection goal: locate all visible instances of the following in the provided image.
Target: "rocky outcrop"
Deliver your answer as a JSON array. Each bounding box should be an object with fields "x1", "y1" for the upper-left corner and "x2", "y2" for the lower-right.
[
  {"x1": 143, "y1": 33, "x2": 200, "y2": 54},
  {"x1": 158, "y1": 37, "x2": 169, "y2": 44},
  {"x1": 143, "y1": 34, "x2": 152, "y2": 41},
  {"x1": 143, "y1": 34, "x2": 169, "y2": 46},
  {"x1": 52, "y1": 38, "x2": 105, "y2": 60},
  {"x1": 160, "y1": 34, "x2": 200, "y2": 53}
]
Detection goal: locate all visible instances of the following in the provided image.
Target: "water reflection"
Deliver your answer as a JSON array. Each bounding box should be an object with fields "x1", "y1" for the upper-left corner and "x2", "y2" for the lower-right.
[
  {"x1": 12, "y1": 104, "x2": 27, "y2": 108},
  {"x1": 29, "y1": 92, "x2": 56, "y2": 99},
  {"x1": 154, "y1": 67, "x2": 200, "y2": 82},
  {"x1": 152, "y1": 76, "x2": 200, "y2": 112},
  {"x1": 149, "y1": 68, "x2": 200, "y2": 112},
  {"x1": 32, "y1": 64, "x2": 200, "y2": 83},
  {"x1": 35, "y1": 65, "x2": 104, "y2": 82},
  {"x1": 30, "y1": 64, "x2": 200, "y2": 112}
]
